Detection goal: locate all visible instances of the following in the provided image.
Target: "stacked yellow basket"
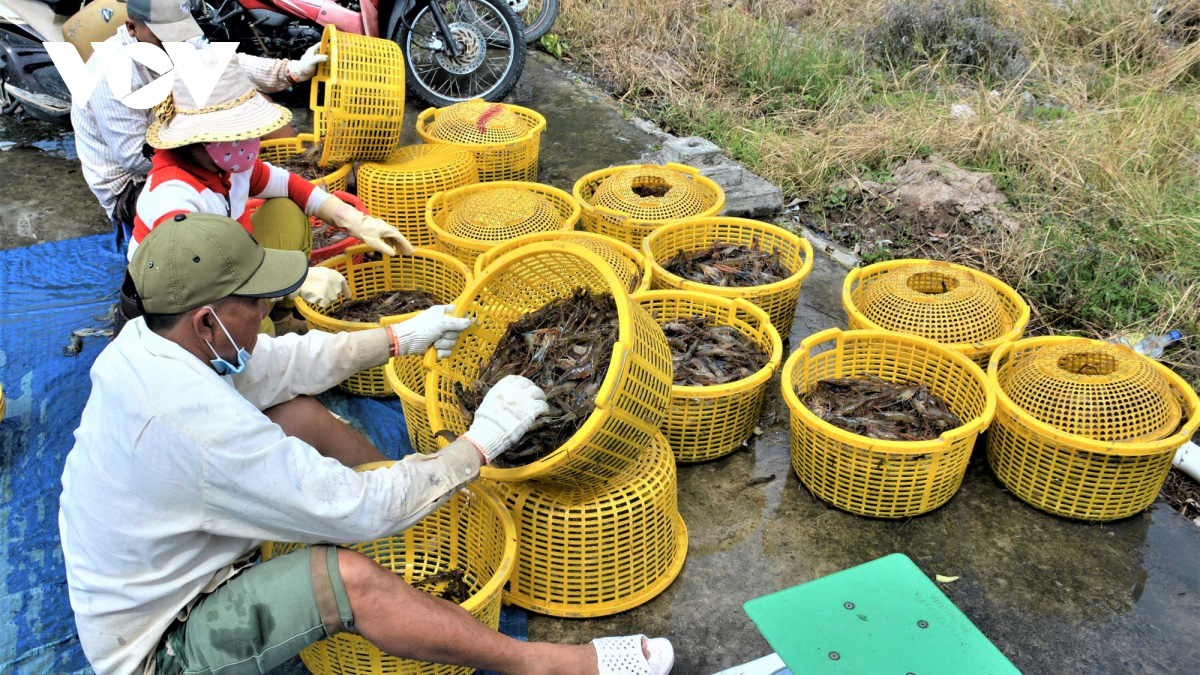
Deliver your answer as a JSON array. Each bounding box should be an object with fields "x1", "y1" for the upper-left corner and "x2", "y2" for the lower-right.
[
  {"x1": 423, "y1": 243, "x2": 686, "y2": 616},
  {"x1": 475, "y1": 230, "x2": 649, "y2": 294},
  {"x1": 297, "y1": 246, "x2": 472, "y2": 397},
  {"x1": 574, "y1": 163, "x2": 724, "y2": 247},
  {"x1": 264, "y1": 477, "x2": 515, "y2": 675},
  {"x1": 987, "y1": 337, "x2": 1199, "y2": 520},
  {"x1": 416, "y1": 100, "x2": 545, "y2": 182},
  {"x1": 644, "y1": 217, "x2": 814, "y2": 335},
  {"x1": 358, "y1": 145, "x2": 479, "y2": 249},
  {"x1": 426, "y1": 182, "x2": 580, "y2": 267},
  {"x1": 843, "y1": 259, "x2": 1030, "y2": 367}
]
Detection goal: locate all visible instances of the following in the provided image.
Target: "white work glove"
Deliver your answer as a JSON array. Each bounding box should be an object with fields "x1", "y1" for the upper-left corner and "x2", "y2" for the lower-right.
[
  {"x1": 388, "y1": 305, "x2": 473, "y2": 358},
  {"x1": 295, "y1": 266, "x2": 349, "y2": 308},
  {"x1": 461, "y1": 375, "x2": 549, "y2": 463},
  {"x1": 316, "y1": 197, "x2": 414, "y2": 257},
  {"x1": 287, "y1": 44, "x2": 327, "y2": 83}
]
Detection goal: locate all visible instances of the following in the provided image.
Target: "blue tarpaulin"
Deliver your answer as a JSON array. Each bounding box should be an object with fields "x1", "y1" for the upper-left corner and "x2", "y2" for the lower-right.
[{"x1": 0, "y1": 234, "x2": 524, "y2": 674}]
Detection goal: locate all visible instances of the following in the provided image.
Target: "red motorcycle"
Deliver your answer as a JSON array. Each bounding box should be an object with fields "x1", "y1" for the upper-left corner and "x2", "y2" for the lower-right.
[{"x1": 194, "y1": 0, "x2": 529, "y2": 107}]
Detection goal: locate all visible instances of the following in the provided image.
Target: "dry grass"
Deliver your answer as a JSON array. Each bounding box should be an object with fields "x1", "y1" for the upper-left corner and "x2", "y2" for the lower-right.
[{"x1": 552, "y1": 0, "x2": 1200, "y2": 383}]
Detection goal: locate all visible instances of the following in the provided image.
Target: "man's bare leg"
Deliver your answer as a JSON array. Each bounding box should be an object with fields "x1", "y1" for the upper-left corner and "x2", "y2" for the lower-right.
[
  {"x1": 338, "y1": 550, "x2": 609, "y2": 675},
  {"x1": 264, "y1": 395, "x2": 387, "y2": 467}
]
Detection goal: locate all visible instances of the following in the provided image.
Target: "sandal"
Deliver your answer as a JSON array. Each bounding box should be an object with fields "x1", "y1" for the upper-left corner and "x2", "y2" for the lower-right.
[{"x1": 593, "y1": 634, "x2": 674, "y2": 675}]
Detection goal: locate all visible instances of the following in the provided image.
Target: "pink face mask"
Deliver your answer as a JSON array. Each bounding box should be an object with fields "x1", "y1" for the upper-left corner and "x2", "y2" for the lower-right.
[{"x1": 204, "y1": 139, "x2": 261, "y2": 173}]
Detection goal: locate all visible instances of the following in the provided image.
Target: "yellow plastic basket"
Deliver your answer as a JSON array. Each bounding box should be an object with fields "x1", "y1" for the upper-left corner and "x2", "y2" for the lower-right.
[
  {"x1": 263, "y1": 479, "x2": 515, "y2": 675},
  {"x1": 382, "y1": 351, "x2": 439, "y2": 455},
  {"x1": 633, "y1": 290, "x2": 782, "y2": 463},
  {"x1": 296, "y1": 246, "x2": 472, "y2": 397},
  {"x1": 424, "y1": 243, "x2": 674, "y2": 486},
  {"x1": 426, "y1": 182, "x2": 580, "y2": 267},
  {"x1": 987, "y1": 337, "x2": 1200, "y2": 521},
  {"x1": 358, "y1": 146, "x2": 478, "y2": 249},
  {"x1": 258, "y1": 133, "x2": 351, "y2": 192},
  {"x1": 644, "y1": 217, "x2": 814, "y2": 336},
  {"x1": 573, "y1": 163, "x2": 725, "y2": 247},
  {"x1": 475, "y1": 230, "x2": 649, "y2": 294},
  {"x1": 311, "y1": 25, "x2": 406, "y2": 166},
  {"x1": 781, "y1": 329, "x2": 996, "y2": 518},
  {"x1": 843, "y1": 260, "x2": 1030, "y2": 367},
  {"x1": 490, "y1": 432, "x2": 687, "y2": 617},
  {"x1": 416, "y1": 101, "x2": 545, "y2": 182}
]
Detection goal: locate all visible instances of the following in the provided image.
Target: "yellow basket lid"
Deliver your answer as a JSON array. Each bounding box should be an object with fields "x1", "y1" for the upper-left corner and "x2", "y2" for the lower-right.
[
  {"x1": 385, "y1": 143, "x2": 475, "y2": 172},
  {"x1": 427, "y1": 100, "x2": 530, "y2": 145},
  {"x1": 998, "y1": 340, "x2": 1182, "y2": 442},
  {"x1": 590, "y1": 165, "x2": 711, "y2": 222},
  {"x1": 857, "y1": 263, "x2": 1008, "y2": 345},
  {"x1": 444, "y1": 187, "x2": 565, "y2": 241}
]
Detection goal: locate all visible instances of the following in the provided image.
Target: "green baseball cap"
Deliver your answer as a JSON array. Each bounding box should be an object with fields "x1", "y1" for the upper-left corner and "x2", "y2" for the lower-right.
[{"x1": 130, "y1": 213, "x2": 308, "y2": 314}]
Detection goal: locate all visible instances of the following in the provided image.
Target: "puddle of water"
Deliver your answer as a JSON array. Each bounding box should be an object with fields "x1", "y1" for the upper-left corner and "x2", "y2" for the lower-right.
[{"x1": 0, "y1": 114, "x2": 76, "y2": 160}]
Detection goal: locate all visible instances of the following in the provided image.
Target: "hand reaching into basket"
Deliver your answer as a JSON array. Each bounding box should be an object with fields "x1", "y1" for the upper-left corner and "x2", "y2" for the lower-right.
[
  {"x1": 316, "y1": 196, "x2": 414, "y2": 257},
  {"x1": 387, "y1": 305, "x2": 473, "y2": 359},
  {"x1": 460, "y1": 375, "x2": 549, "y2": 464}
]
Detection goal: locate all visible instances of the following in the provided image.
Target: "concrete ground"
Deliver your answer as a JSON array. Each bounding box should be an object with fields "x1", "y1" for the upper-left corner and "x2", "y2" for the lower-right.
[{"x1": 3, "y1": 52, "x2": 1199, "y2": 674}]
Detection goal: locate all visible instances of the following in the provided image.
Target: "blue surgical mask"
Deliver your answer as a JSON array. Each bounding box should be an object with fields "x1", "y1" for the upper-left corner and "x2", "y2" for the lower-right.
[{"x1": 202, "y1": 305, "x2": 252, "y2": 375}]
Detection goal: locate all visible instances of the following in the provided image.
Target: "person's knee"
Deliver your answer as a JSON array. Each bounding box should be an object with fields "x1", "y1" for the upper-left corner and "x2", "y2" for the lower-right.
[
  {"x1": 336, "y1": 548, "x2": 393, "y2": 602},
  {"x1": 264, "y1": 394, "x2": 321, "y2": 423}
]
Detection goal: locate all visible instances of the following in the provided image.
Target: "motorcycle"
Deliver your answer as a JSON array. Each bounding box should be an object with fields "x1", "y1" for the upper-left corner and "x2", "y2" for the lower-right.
[
  {"x1": 195, "y1": 0, "x2": 529, "y2": 108},
  {"x1": 510, "y1": 0, "x2": 557, "y2": 44}
]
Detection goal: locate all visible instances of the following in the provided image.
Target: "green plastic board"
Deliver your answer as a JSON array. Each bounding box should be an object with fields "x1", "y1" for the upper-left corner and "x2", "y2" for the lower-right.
[{"x1": 744, "y1": 554, "x2": 1019, "y2": 675}]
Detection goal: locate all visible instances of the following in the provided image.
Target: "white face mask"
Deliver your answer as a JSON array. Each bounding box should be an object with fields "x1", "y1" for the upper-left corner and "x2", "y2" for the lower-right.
[{"x1": 202, "y1": 306, "x2": 252, "y2": 375}]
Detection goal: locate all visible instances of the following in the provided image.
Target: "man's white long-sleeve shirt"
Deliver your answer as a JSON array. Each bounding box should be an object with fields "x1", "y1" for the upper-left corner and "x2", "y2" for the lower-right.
[
  {"x1": 58, "y1": 318, "x2": 480, "y2": 675},
  {"x1": 71, "y1": 27, "x2": 295, "y2": 216}
]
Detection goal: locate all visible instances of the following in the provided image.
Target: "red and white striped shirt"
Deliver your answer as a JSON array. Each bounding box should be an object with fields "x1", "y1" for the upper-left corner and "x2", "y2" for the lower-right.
[{"x1": 130, "y1": 149, "x2": 331, "y2": 260}]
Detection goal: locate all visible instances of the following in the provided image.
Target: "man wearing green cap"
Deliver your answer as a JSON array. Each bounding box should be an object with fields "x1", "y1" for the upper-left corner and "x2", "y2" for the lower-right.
[{"x1": 58, "y1": 215, "x2": 676, "y2": 675}]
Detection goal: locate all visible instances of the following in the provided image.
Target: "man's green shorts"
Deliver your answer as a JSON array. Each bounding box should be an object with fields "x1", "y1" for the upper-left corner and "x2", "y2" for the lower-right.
[{"x1": 155, "y1": 546, "x2": 353, "y2": 675}]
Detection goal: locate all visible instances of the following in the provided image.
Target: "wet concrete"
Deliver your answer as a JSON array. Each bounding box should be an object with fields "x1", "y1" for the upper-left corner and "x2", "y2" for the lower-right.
[{"x1": 4, "y1": 49, "x2": 1199, "y2": 675}]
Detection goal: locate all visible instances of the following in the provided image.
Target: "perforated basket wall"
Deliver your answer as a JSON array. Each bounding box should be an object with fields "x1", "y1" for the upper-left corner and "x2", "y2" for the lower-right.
[
  {"x1": 426, "y1": 182, "x2": 580, "y2": 267},
  {"x1": 781, "y1": 329, "x2": 996, "y2": 518},
  {"x1": 383, "y1": 351, "x2": 439, "y2": 455},
  {"x1": 986, "y1": 337, "x2": 1200, "y2": 521},
  {"x1": 424, "y1": 243, "x2": 674, "y2": 486},
  {"x1": 475, "y1": 230, "x2": 648, "y2": 293},
  {"x1": 258, "y1": 133, "x2": 351, "y2": 192},
  {"x1": 262, "y1": 481, "x2": 515, "y2": 675},
  {"x1": 311, "y1": 25, "x2": 406, "y2": 166},
  {"x1": 574, "y1": 163, "x2": 725, "y2": 247},
  {"x1": 489, "y1": 432, "x2": 687, "y2": 617},
  {"x1": 844, "y1": 260, "x2": 1030, "y2": 367},
  {"x1": 359, "y1": 146, "x2": 479, "y2": 249},
  {"x1": 645, "y1": 217, "x2": 814, "y2": 335},
  {"x1": 416, "y1": 101, "x2": 545, "y2": 182},
  {"x1": 634, "y1": 290, "x2": 782, "y2": 463},
  {"x1": 296, "y1": 246, "x2": 472, "y2": 397}
]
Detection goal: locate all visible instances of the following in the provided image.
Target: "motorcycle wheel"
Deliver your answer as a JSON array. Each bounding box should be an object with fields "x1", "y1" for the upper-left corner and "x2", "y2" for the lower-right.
[
  {"x1": 395, "y1": 0, "x2": 526, "y2": 108},
  {"x1": 508, "y1": 0, "x2": 559, "y2": 44}
]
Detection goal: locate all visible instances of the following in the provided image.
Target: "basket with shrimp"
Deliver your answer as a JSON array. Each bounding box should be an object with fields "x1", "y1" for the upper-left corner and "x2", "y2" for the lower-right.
[
  {"x1": 633, "y1": 290, "x2": 782, "y2": 463},
  {"x1": 426, "y1": 181, "x2": 580, "y2": 267},
  {"x1": 258, "y1": 133, "x2": 351, "y2": 193},
  {"x1": 987, "y1": 337, "x2": 1200, "y2": 521},
  {"x1": 489, "y1": 432, "x2": 687, "y2": 617},
  {"x1": 311, "y1": 25, "x2": 406, "y2": 166},
  {"x1": 296, "y1": 246, "x2": 472, "y2": 397},
  {"x1": 781, "y1": 329, "x2": 996, "y2": 518},
  {"x1": 475, "y1": 230, "x2": 649, "y2": 294},
  {"x1": 573, "y1": 163, "x2": 725, "y2": 247},
  {"x1": 843, "y1": 259, "x2": 1031, "y2": 367},
  {"x1": 416, "y1": 101, "x2": 545, "y2": 182},
  {"x1": 358, "y1": 145, "x2": 479, "y2": 249},
  {"x1": 263, "y1": 479, "x2": 515, "y2": 675},
  {"x1": 644, "y1": 217, "x2": 814, "y2": 335},
  {"x1": 424, "y1": 243, "x2": 674, "y2": 486}
]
